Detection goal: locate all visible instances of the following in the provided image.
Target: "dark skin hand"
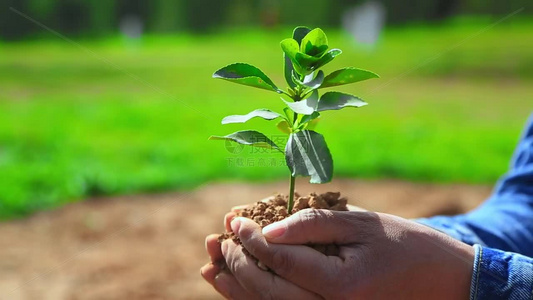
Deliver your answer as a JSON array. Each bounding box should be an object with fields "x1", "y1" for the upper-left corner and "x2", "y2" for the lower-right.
[
  {"x1": 201, "y1": 206, "x2": 474, "y2": 300},
  {"x1": 201, "y1": 206, "x2": 319, "y2": 299}
]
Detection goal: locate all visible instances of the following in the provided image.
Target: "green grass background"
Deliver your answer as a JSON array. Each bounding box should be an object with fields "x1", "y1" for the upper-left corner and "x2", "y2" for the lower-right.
[{"x1": 0, "y1": 18, "x2": 532, "y2": 219}]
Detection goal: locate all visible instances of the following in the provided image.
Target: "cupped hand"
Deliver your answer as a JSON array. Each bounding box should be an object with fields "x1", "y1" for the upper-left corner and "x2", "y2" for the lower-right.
[
  {"x1": 215, "y1": 209, "x2": 474, "y2": 299},
  {"x1": 201, "y1": 205, "x2": 252, "y2": 299},
  {"x1": 202, "y1": 203, "x2": 364, "y2": 272},
  {"x1": 203, "y1": 204, "x2": 323, "y2": 299}
]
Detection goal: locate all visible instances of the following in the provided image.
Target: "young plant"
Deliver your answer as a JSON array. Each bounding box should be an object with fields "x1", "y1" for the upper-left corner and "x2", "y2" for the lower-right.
[{"x1": 210, "y1": 26, "x2": 379, "y2": 213}]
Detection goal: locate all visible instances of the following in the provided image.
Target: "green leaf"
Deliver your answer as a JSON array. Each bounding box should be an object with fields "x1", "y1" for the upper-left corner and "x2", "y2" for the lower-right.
[
  {"x1": 221, "y1": 109, "x2": 281, "y2": 124},
  {"x1": 317, "y1": 92, "x2": 367, "y2": 112},
  {"x1": 209, "y1": 130, "x2": 281, "y2": 152},
  {"x1": 293, "y1": 71, "x2": 323, "y2": 89},
  {"x1": 282, "y1": 90, "x2": 319, "y2": 115},
  {"x1": 284, "y1": 27, "x2": 312, "y2": 88},
  {"x1": 300, "y1": 111, "x2": 320, "y2": 124},
  {"x1": 213, "y1": 63, "x2": 280, "y2": 93},
  {"x1": 282, "y1": 107, "x2": 293, "y2": 122},
  {"x1": 283, "y1": 99, "x2": 315, "y2": 115},
  {"x1": 280, "y1": 38, "x2": 300, "y2": 63},
  {"x1": 294, "y1": 52, "x2": 321, "y2": 72},
  {"x1": 291, "y1": 70, "x2": 301, "y2": 87},
  {"x1": 284, "y1": 55, "x2": 297, "y2": 89},
  {"x1": 276, "y1": 120, "x2": 292, "y2": 135},
  {"x1": 281, "y1": 38, "x2": 307, "y2": 75},
  {"x1": 306, "y1": 118, "x2": 320, "y2": 130},
  {"x1": 313, "y1": 49, "x2": 342, "y2": 70},
  {"x1": 292, "y1": 26, "x2": 312, "y2": 45},
  {"x1": 322, "y1": 67, "x2": 380, "y2": 88},
  {"x1": 285, "y1": 130, "x2": 333, "y2": 183},
  {"x1": 300, "y1": 28, "x2": 329, "y2": 57},
  {"x1": 302, "y1": 70, "x2": 324, "y2": 89}
]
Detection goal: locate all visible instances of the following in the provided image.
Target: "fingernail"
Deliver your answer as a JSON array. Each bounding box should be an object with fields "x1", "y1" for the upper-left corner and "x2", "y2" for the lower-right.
[
  {"x1": 214, "y1": 273, "x2": 231, "y2": 298},
  {"x1": 230, "y1": 217, "x2": 241, "y2": 233},
  {"x1": 262, "y1": 221, "x2": 287, "y2": 240}
]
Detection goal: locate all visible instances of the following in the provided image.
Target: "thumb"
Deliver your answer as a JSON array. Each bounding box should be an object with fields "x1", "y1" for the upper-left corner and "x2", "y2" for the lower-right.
[{"x1": 262, "y1": 209, "x2": 378, "y2": 244}]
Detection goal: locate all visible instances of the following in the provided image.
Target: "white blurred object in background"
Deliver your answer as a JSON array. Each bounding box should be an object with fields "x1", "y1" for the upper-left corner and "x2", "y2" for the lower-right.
[
  {"x1": 120, "y1": 14, "x2": 143, "y2": 49},
  {"x1": 342, "y1": 1, "x2": 386, "y2": 48}
]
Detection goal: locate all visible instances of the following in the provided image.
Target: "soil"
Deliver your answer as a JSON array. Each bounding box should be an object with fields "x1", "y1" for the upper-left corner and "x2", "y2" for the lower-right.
[
  {"x1": 0, "y1": 179, "x2": 491, "y2": 300},
  {"x1": 218, "y1": 192, "x2": 349, "y2": 267}
]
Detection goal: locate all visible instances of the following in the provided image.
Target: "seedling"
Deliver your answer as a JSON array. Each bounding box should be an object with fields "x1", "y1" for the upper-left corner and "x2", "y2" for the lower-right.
[{"x1": 210, "y1": 26, "x2": 379, "y2": 212}]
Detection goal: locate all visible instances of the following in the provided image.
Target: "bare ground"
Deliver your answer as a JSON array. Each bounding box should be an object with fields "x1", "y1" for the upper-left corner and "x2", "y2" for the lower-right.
[{"x1": 0, "y1": 179, "x2": 492, "y2": 300}]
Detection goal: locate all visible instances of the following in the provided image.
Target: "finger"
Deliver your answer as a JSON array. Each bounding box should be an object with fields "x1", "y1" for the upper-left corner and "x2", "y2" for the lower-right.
[
  {"x1": 222, "y1": 238, "x2": 322, "y2": 300},
  {"x1": 261, "y1": 209, "x2": 378, "y2": 245},
  {"x1": 224, "y1": 212, "x2": 237, "y2": 232},
  {"x1": 214, "y1": 271, "x2": 256, "y2": 300},
  {"x1": 206, "y1": 234, "x2": 224, "y2": 263},
  {"x1": 347, "y1": 204, "x2": 367, "y2": 212},
  {"x1": 231, "y1": 204, "x2": 249, "y2": 212},
  {"x1": 230, "y1": 217, "x2": 342, "y2": 296},
  {"x1": 201, "y1": 263, "x2": 254, "y2": 300},
  {"x1": 200, "y1": 262, "x2": 221, "y2": 285}
]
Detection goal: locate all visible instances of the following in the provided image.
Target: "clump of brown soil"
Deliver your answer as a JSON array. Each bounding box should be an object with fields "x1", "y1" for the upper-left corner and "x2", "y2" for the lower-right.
[{"x1": 218, "y1": 192, "x2": 348, "y2": 270}]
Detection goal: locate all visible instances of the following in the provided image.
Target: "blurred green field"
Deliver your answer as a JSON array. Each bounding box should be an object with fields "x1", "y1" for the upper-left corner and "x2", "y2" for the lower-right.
[{"x1": 0, "y1": 19, "x2": 532, "y2": 219}]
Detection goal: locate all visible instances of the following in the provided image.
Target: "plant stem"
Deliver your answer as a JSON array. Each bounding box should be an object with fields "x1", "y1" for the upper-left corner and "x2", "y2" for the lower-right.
[
  {"x1": 288, "y1": 175, "x2": 296, "y2": 213},
  {"x1": 286, "y1": 74, "x2": 307, "y2": 213}
]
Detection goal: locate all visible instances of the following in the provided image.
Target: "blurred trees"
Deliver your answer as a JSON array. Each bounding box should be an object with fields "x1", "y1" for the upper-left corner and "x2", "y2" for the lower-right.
[{"x1": 0, "y1": 0, "x2": 530, "y2": 40}]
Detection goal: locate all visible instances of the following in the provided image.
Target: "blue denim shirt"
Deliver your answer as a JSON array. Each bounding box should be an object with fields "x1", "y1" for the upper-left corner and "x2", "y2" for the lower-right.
[{"x1": 417, "y1": 113, "x2": 533, "y2": 299}]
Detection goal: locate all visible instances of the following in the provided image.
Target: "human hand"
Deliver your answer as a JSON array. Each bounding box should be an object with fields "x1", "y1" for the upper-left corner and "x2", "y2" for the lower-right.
[
  {"x1": 201, "y1": 201, "x2": 365, "y2": 279},
  {"x1": 202, "y1": 201, "x2": 324, "y2": 299},
  {"x1": 208, "y1": 209, "x2": 474, "y2": 299},
  {"x1": 200, "y1": 203, "x2": 364, "y2": 299},
  {"x1": 200, "y1": 204, "x2": 248, "y2": 299}
]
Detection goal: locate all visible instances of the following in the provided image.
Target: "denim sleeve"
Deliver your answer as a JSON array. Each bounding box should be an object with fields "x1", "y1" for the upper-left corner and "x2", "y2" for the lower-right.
[
  {"x1": 416, "y1": 112, "x2": 533, "y2": 299},
  {"x1": 470, "y1": 245, "x2": 533, "y2": 300}
]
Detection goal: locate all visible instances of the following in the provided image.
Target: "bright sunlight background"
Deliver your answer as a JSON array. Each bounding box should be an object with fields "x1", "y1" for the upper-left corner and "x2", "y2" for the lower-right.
[{"x1": 0, "y1": 0, "x2": 531, "y2": 218}]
